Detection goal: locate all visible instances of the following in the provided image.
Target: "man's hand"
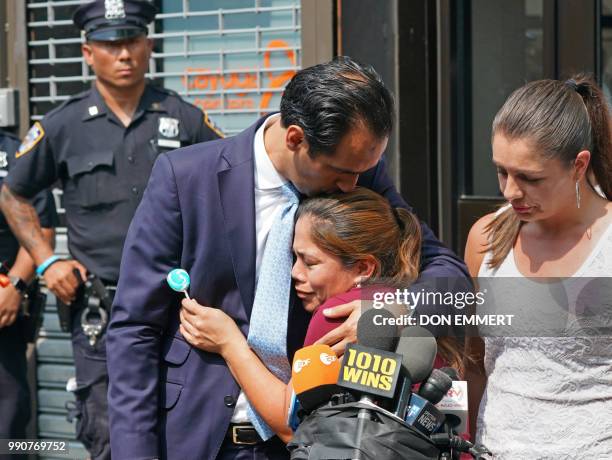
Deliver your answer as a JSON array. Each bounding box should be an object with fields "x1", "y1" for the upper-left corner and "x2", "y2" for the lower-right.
[
  {"x1": 315, "y1": 299, "x2": 361, "y2": 356},
  {"x1": 0, "y1": 284, "x2": 22, "y2": 328},
  {"x1": 44, "y1": 260, "x2": 87, "y2": 305}
]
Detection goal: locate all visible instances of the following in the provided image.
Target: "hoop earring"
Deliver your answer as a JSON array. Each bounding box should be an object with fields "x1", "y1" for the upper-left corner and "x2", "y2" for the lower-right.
[{"x1": 576, "y1": 181, "x2": 581, "y2": 209}]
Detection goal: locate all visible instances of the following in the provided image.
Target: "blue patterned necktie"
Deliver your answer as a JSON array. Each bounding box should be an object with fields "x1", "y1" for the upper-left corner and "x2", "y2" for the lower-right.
[{"x1": 246, "y1": 182, "x2": 299, "y2": 440}]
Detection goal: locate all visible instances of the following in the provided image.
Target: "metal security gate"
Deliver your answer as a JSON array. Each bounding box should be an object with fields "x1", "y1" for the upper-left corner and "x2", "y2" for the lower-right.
[
  {"x1": 27, "y1": 0, "x2": 301, "y2": 131},
  {"x1": 25, "y1": 1, "x2": 301, "y2": 457}
]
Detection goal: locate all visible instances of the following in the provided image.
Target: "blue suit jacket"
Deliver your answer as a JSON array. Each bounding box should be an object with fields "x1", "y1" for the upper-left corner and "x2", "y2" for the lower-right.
[{"x1": 106, "y1": 116, "x2": 470, "y2": 460}]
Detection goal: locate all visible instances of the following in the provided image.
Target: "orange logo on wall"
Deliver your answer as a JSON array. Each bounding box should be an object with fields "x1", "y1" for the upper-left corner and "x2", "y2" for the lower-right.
[{"x1": 181, "y1": 40, "x2": 297, "y2": 111}]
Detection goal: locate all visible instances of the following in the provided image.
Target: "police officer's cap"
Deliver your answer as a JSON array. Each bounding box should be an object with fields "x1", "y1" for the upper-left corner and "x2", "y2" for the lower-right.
[{"x1": 73, "y1": 0, "x2": 157, "y2": 42}]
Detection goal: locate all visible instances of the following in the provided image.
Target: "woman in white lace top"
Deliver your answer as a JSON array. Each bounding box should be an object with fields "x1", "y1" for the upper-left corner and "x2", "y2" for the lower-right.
[{"x1": 464, "y1": 75, "x2": 612, "y2": 459}]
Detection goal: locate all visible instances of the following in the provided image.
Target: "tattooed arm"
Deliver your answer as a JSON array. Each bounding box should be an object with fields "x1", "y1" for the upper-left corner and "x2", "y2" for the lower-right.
[
  {"x1": 0, "y1": 184, "x2": 52, "y2": 262},
  {"x1": 0, "y1": 184, "x2": 86, "y2": 303}
]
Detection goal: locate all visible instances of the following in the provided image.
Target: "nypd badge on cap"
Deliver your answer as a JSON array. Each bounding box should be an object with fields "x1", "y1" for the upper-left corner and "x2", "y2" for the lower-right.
[
  {"x1": 73, "y1": 0, "x2": 157, "y2": 42},
  {"x1": 104, "y1": 0, "x2": 126, "y2": 20}
]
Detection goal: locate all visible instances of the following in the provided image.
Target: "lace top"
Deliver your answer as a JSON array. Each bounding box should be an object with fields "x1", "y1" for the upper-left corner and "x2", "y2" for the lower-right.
[{"x1": 475, "y1": 216, "x2": 612, "y2": 459}]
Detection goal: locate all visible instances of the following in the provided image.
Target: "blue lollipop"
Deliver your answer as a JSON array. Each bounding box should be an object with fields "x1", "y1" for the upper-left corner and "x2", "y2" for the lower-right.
[{"x1": 167, "y1": 268, "x2": 191, "y2": 299}]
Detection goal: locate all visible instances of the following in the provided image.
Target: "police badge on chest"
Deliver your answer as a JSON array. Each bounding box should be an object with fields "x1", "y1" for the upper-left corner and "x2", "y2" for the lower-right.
[
  {"x1": 0, "y1": 151, "x2": 8, "y2": 177},
  {"x1": 157, "y1": 117, "x2": 181, "y2": 149}
]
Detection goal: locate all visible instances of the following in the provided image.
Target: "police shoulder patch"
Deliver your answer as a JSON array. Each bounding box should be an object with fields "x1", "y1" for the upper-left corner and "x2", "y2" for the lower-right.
[
  {"x1": 16, "y1": 122, "x2": 45, "y2": 158},
  {"x1": 204, "y1": 113, "x2": 225, "y2": 138}
]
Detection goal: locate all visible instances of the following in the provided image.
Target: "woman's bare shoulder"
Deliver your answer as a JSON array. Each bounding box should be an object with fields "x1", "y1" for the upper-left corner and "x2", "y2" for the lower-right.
[{"x1": 464, "y1": 212, "x2": 497, "y2": 277}]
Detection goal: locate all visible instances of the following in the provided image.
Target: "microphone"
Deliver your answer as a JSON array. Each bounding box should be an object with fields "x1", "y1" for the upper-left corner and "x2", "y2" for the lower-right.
[
  {"x1": 291, "y1": 344, "x2": 341, "y2": 412},
  {"x1": 286, "y1": 390, "x2": 303, "y2": 431},
  {"x1": 418, "y1": 369, "x2": 453, "y2": 405},
  {"x1": 435, "y1": 368, "x2": 469, "y2": 435},
  {"x1": 439, "y1": 366, "x2": 460, "y2": 381},
  {"x1": 357, "y1": 307, "x2": 399, "y2": 351},
  {"x1": 337, "y1": 308, "x2": 404, "y2": 449},
  {"x1": 337, "y1": 307, "x2": 403, "y2": 400},
  {"x1": 404, "y1": 393, "x2": 446, "y2": 436},
  {"x1": 431, "y1": 433, "x2": 493, "y2": 458},
  {"x1": 392, "y1": 326, "x2": 437, "y2": 418},
  {"x1": 401, "y1": 365, "x2": 459, "y2": 438},
  {"x1": 337, "y1": 308, "x2": 402, "y2": 402}
]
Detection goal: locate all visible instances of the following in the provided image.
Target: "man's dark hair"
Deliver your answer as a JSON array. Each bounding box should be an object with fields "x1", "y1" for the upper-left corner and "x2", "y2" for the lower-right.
[{"x1": 280, "y1": 56, "x2": 394, "y2": 156}]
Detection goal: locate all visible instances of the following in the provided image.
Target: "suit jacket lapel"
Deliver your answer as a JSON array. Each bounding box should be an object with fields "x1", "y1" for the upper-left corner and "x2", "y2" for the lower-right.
[{"x1": 217, "y1": 117, "x2": 267, "y2": 316}]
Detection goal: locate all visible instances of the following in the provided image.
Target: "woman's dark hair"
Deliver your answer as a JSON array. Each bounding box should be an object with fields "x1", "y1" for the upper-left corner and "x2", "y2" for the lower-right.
[
  {"x1": 297, "y1": 188, "x2": 465, "y2": 374},
  {"x1": 485, "y1": 74, "x2": 612, "y2": 268},
  {"x1": 280, "y1": 56, "x2": 394, "y2": 157}
]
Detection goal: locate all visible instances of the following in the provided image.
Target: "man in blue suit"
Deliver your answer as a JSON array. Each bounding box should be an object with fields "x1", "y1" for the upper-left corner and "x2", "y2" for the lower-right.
[{"x1": 107, "y1": 57, "x2": 470, "y2": 460}]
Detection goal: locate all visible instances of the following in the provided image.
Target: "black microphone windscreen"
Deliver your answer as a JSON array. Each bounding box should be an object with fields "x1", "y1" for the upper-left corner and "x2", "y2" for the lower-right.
[
  {"x1": 444, "y1": 413, "x2": 463, "y2": 429},
  {"x1": 439, "y1": 367, "x2": 460, "y2": 381},
  {"x1": 296, "y1": 384, "x2": 341, "y2": 412},
  {"x1": 357, "y1": 308, "x2": 398, "y2": 351},
  {"x1": 395, "y1": 326, "x2": 437, "y2": 383},
  {"x1": 418, "y1": 369, "x2": 453, "y2": 404}
]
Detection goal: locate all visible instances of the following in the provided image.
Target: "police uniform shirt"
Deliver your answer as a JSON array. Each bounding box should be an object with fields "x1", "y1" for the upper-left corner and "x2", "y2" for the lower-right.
[
  {"x1": 5, "y1": 83, "x2": 222, "y2": 282},
  {"x1": 0, "y1": 130, "x2": 58, "y2": 266}
]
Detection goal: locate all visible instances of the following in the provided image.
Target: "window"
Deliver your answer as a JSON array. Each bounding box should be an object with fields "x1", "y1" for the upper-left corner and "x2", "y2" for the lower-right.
[{"x1": 468, "y1": 0, "x2": 545, "y2": 196}]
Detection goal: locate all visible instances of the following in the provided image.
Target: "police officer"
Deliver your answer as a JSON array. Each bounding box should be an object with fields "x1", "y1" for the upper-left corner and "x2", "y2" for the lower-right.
[
  {"x1": 0, "y1": 129, "x2": 57, "y2": 460},
  {"x1": 0, "y1": 1, "x2": 222, "y2": 458}
]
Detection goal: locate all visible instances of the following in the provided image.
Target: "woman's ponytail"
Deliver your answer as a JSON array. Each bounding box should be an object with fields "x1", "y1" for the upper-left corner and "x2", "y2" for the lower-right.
[
  {"x1": 393, "y1": 208, "x2": 422, "y2": 285},
  {"x1": 573, "y1": 75, "x2": 612, "y2": 199}
]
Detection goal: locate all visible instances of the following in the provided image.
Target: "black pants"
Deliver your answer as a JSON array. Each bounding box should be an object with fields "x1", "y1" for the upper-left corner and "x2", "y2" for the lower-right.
[
  {"x1": 66, "y1": 303, "x2": 111, "y2": 460},
  {"x1": 215, "y1": 436, "x2": 289, "y2": 460},
  {"x1": 0, "y1": 321, "x2": 30, "y2": 460}
]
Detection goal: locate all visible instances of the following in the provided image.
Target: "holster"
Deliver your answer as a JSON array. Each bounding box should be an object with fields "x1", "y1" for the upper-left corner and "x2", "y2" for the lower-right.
[
  {"x1": 20, "y1": 278, "x2": 46, "y2": 343},
  {"x1": 57, "y1": 294, "x2": 74, "y2": 333},
  {"x1": 1, "y1": 261, "x2": 46, "y2": 343}
]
